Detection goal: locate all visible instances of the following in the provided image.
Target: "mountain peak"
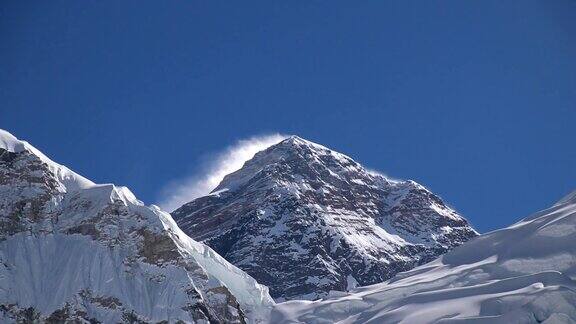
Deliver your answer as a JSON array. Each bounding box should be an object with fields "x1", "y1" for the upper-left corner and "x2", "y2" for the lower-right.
[
  {"x1": 278, "y1": 135, "x2": 319, "y2": 147},
  {"x1": 211, "y1": 135, "x2": 359, "y2": 194},
  {"x1": 263, "y1": 135, "x2": 332, "y2": 157},
  {"x1": 275, "y1": 135, "x2": 345, "y2": 156},
  {"x1": 173, "y1": 137, "x2": 477, "y2": 300},
  {"x1": 0, "y1": 129, "x2": 26, "y2": 153},
  {"x1": 282, "y1": 134, "x2": 304, "y2": 142},
  {"x1": 0, "y1": 129, "x2": 94, "y2": 191},
  {"x1": 0, "y1": 128, "x2": 274, "y2": 322}
]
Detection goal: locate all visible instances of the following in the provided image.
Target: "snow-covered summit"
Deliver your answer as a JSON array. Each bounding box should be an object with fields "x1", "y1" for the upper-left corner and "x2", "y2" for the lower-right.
[
  {"x1": 0, "y1": 128, "x2": 26, "y2": 152},
  {"x1": 0, "y1": 129, "x2": 273, "y2": 323},
  {"x1": 173, "y1": 136, "x2": 478, "y2": 301},
  {"x1": 272, "y1": 189, "x2": 576, "y2": 323},
  {"x1": 0, "y1": 129, "x2": 94, "y2": 191},
  {"x1": 213, "y1": 135, "x2": 382, "y2": 193}
]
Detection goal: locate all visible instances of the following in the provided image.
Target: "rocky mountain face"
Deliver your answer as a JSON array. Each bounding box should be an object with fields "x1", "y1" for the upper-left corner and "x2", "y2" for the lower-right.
[
  {"x1": 0, "y1": 129, "x2": 273, "y2": 323},
  {"x1": 272, "y1": 190, "x2": 576, "y2": 323},
  {"x1": 173, "y1": 136, "x2": 478, "y2": 301}
]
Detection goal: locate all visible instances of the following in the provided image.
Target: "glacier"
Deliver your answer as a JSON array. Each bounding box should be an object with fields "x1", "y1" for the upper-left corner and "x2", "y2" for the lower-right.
[{"x1": 271, "y1": 189, "x2": 576, "y2": 323}]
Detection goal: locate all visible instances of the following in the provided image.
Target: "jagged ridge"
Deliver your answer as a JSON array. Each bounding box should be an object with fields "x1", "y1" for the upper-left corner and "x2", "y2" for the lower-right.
[{"x1": 0, "y1": 129, "x2": 274, "y2": 323}]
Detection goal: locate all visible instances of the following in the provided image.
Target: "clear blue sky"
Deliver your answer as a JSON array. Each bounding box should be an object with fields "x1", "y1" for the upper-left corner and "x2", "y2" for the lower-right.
[{"x1": 2, "y1": 1, "x2": 575, "y2": 232}]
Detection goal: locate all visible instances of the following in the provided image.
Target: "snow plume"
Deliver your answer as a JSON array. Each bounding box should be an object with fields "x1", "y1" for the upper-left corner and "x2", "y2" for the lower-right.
[
  {"x1": 158, "y1": 134, "x2": 287, "y2": 212},
  {"x1": 366, "y1": 168, "x2": 400, "y2": 183}
]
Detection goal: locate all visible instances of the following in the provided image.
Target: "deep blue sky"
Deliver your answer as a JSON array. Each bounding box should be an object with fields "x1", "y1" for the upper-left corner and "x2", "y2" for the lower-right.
[{"x1": 2, "y1": 1, "x2": 575, "y2": 232}]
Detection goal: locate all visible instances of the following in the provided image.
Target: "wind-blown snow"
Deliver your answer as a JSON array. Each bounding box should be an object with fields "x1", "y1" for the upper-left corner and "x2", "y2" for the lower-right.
[
  {"x1": 270, "y1": 189, "x2": 576, "y2": 323},
  {"x1": 158, "y1": 134, "x2": 286, "y2": 211}
]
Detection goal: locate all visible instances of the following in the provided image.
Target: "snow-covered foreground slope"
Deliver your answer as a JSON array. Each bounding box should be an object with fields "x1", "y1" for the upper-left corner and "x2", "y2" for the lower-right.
[
  {"x1": 173, "y1": 136, "x2": 477, "y2": 301},
  {"x1": 0, "y1": 129, "x2": 274, "y2": 323},
  {"x1": 271, "y1": 191, "x2": 576, "y2": 323}
]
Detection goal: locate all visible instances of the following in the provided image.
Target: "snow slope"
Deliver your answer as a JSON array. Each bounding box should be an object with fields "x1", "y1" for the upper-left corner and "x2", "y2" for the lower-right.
[
  {"x1": 173, "y1": 136, "x2": 477, "y2": 301},
  {"x1": 0, "y1": 129, "x2": 273, "y2": 323},
  {"x1": 271, "y1": 190, "x2": 576, "y2": 323}
]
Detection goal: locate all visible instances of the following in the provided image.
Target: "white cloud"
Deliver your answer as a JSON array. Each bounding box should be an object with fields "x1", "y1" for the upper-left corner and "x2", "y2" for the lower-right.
[{"x1": 157, "y1": 134, "x2": 287, "y2": 212}]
